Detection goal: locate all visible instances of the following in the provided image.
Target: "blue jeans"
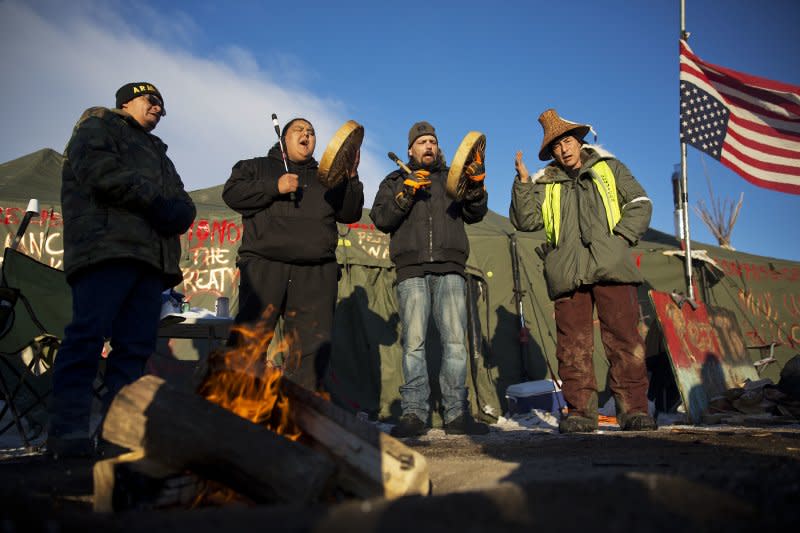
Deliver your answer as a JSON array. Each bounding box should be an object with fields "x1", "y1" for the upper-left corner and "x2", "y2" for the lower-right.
[
  {"x1": 49, "y1": 261, "x2": 162, "y2": 437},
  {"x1": 396, "y1": 274, "x2": 468, "y2": 424}
]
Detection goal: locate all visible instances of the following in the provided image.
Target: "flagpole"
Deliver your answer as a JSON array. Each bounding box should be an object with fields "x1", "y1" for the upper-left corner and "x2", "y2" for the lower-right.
[{"x1": 679, "y1": 0, "x2": 695, "y2": 301}]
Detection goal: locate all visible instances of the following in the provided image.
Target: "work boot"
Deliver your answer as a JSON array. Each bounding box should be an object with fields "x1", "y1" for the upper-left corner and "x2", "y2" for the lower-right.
[
  {"x1": 390, "y1": 414, "x2": 428, "y2": 438},
  {"x1": 445, "y1": 413, "x2": 490, "y2": 435},
  {"x1": 558, "y1": 413, "x2": 598, "y2": 434},
  {"x1": 619, "y1": 412, "x2": 658, "y2": 431}
]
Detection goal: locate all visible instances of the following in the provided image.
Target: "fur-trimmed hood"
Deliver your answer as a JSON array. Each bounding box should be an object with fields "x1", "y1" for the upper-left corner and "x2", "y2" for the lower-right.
[{"x1": 531, "y1": 144, "x2": 615, "y2": 184}]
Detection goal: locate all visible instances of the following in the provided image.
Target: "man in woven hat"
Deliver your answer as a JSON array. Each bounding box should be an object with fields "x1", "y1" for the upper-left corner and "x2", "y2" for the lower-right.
[
  {"x1": 50, "y1": 82, "x2": 196, "y2": 457},
  {"x1": 510, "y1": 109, "x2": 656, "y2": 433},
  {"x1": 370, "y1": 121, "x2": 489, "y2": 437},
  {"x1": 223, "y1": 118, "x2": 364, "y2": 392}
]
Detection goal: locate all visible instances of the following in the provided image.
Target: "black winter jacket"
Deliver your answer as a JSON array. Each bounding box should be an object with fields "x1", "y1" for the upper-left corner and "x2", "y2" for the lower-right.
[
  {"x1": 222, "y1": 144, "x2": 364, "y2": 264},
  {"x1": 61, "y1": 107, "x2": 195, "y2": 287},
  {"x1": 369, "y1": 162, "x2": 487, "y2": 275}
]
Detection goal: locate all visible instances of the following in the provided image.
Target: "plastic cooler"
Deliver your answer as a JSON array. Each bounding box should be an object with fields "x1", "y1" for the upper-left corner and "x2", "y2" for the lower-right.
[{"x1": 505, "y1": 379, "x2": 564, "y2": 415}]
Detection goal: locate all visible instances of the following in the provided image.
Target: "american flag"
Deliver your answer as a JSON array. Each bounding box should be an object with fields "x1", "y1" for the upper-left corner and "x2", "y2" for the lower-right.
[{"x1": 679, "y1": 39, "x2": 800, "y2": 194}]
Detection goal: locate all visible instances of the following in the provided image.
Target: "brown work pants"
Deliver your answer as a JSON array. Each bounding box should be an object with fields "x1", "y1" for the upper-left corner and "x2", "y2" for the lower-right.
[{"x1": 554, "y1": 283, "x2": 649, "y2": 418}]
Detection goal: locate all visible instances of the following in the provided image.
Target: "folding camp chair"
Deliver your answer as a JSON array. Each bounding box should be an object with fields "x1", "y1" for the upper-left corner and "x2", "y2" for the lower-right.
[{"x1": 0, "y1": 247, "x2": 72, "y2": 447}]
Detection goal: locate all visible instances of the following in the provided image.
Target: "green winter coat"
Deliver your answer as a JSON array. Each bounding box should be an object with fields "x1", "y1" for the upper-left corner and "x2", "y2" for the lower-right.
[
  {"x1": 61, "y1": 107, "x2": 195, "y2": 287},
  {"x1": 510, "y1": 145, "x2": 652, "y2": 300}
]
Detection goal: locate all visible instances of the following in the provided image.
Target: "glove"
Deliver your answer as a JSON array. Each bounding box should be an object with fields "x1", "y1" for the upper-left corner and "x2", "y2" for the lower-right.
[
  {"x1": 462, "y1": 185, "x2": 485, "y2": 202},
  {"x1": 394, "y1": 170, "x2": 430, "y2": 210},
  {"x1": 464, "y1": 151, "x2": 485, "y2": 183},
  {"x1": 402, "y1": 170, "x2": 432, "y2": 196},
  {"x1": 148, "y1": 196, "x2": 195, "y2": 236}
]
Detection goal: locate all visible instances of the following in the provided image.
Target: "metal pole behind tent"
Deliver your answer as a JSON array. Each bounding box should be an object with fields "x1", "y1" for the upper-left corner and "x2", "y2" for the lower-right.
[
  {"x1": 680, "y1": 0, "x2": 696, "y2": 301},
  {"x1": 509, "y1": 233, "x2": 530, "y2": 381}
]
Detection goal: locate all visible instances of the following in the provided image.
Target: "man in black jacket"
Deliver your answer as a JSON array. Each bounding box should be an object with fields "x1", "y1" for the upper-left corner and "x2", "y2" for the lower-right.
[
  {"x1": 52, "y1": 82, "x2": 195, "y2": 458},
  {"x1": 223, "y1": 118, "x2": 364, "y2": 391},
  {"x1": 370, "y1": 121, "x2": 489, "y2": 437}
]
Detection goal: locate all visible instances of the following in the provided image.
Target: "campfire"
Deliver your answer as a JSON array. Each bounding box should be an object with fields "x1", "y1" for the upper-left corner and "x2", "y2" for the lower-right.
[
  {"x1": 94, "y1": 318, "x2": 429, "y2": 512},
  {"x1": 197, "y1": 313, "x2": 304, "y2": 442}
]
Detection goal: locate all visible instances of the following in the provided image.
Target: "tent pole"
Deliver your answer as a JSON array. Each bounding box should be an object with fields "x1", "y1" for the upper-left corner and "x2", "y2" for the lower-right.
[{"x1": 679, "y1": 0, "x2": 695, "y2": 301}]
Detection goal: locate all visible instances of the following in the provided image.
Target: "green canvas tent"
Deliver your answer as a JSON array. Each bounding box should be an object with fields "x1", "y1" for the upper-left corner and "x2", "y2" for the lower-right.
[{"x1": 2, "y1": 149, "x2": 799, "y2": 425}]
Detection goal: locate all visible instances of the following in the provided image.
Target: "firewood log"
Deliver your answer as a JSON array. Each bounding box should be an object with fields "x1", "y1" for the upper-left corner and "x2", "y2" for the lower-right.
[{"x1": 102, "y1": 375, "x2": 336, "y2": 504}]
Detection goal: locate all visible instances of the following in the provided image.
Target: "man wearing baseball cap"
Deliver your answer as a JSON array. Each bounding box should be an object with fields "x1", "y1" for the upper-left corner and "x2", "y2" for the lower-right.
[
  {"x1": 49, "y1": 82, "x2": 195, "y2": 457},
  {"x1": 510, "y1": 109, "x2": 656, "y2": 434},
  {"x1": 370, "y1": 121, "x2": 489, "y2": 437}
]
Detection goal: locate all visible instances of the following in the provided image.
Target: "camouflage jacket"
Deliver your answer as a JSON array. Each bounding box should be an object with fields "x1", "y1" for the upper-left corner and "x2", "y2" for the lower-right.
[{"x1": 61, "y1": 107, "x2": 195, "y2": 287}]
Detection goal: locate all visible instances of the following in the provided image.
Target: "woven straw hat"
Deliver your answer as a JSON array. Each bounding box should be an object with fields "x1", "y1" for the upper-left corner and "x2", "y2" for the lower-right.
[{"x1": 537, "y1": 108, "x2": 590, "y2": 161}]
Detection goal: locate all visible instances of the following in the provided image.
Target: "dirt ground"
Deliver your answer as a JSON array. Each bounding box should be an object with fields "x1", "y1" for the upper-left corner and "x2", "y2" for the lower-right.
[{"x1": 1, "y1": 420, "x2": 799, "y2": 533}]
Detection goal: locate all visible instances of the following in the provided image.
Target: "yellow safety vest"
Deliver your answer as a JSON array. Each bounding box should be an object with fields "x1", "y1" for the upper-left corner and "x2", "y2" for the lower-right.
[{"x1": 541, "y1": 160, "x2": 621, "y2": 246}]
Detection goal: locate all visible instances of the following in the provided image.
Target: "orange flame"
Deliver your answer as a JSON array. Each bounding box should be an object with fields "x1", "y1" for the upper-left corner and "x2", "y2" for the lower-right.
[{"x1": 197, "y1": 305, "x2": 304, "y2": 441}]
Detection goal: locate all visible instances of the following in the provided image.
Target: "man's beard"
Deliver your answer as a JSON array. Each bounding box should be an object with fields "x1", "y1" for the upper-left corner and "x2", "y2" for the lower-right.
[{"x1": 414, "y1": 151, "x2": 438, "y2": 169}]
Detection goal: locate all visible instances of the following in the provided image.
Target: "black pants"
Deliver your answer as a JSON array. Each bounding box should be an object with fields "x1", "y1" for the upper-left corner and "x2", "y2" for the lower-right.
[{"x1": 231, "y1": 257, "x2": 338, "y2": 391}]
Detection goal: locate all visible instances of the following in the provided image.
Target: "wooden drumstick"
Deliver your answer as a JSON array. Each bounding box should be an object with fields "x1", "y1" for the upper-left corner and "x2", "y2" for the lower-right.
[
  {"x1": 271, "y1": 113, "x2": 296, "y2": 204},
  {"x1": 387, "y1": 152, "x2": 413, "y2": 175}
]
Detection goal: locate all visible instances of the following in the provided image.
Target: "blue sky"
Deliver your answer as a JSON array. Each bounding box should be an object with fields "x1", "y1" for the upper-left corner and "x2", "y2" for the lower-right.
[{"x1": 1, "y1": 0, "x2": 798, "y2": 260}]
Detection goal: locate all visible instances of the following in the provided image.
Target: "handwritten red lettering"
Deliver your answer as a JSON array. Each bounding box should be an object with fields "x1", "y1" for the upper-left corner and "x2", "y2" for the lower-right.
[
  {"x1": 1, "y1": 207, "x2": 21, "y2": 225},
  {"x1": 185, "y1": 219, "x2": 244, "y2": 247}
]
